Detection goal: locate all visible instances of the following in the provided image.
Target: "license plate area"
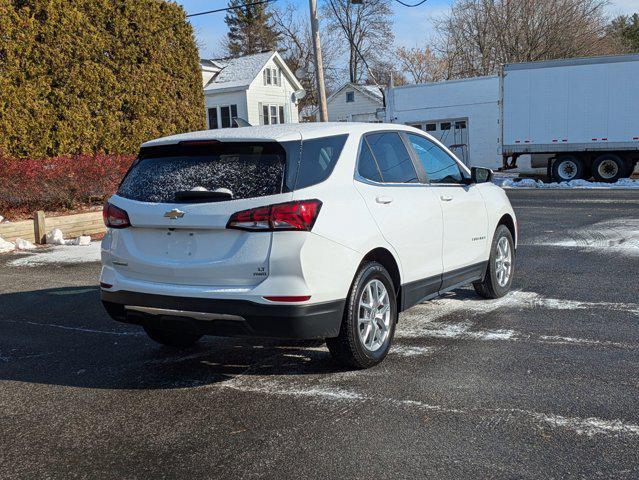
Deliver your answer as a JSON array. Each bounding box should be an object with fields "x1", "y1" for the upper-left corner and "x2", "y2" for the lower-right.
[{"x1": 164, "y1": 229, "x2": 198, "y2": 260}]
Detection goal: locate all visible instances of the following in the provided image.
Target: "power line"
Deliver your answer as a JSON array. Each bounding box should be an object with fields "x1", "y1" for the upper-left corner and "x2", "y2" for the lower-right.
[
  {"x1": 394, "y1": 0, "x2": 429, "y2": 6},
  {"x1": 186, "y1": 0, "x2": 277, "y2": 18}
]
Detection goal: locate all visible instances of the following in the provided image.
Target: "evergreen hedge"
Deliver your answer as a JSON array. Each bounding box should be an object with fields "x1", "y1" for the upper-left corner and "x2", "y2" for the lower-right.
[{"x1": 0, "y1": 0, "x2": 205, "y2": 158}]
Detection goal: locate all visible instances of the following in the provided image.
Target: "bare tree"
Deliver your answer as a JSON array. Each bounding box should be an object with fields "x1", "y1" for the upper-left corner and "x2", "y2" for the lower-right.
[
  {"x1": 272, "y1": 3, "x2": 342, "y2": 114},
  {"x1": 365, "y1": 60, "x2": 407, "y2": 87},
  {"x1": 322, "y1": 0, "x2": 394, "y2": 83},
  {"x1": 396, "y1": 46, "x2": 447, "y2": 84},
  {"x1": 434, "y1": 0, "x2": 617, "y2": 79}
]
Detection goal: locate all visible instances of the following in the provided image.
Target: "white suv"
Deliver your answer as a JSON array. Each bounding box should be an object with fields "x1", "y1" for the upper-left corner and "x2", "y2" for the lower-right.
[{"x1": 101, "y1": 123, "x2": 516, "y2": 368}]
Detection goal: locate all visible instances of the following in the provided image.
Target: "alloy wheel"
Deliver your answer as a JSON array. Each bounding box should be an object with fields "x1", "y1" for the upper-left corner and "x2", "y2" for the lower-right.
[
  {"x1": 495, "y1": 236, "x2": 512, "y2": 287},
  {"x1": 357, "y1": 279, "x2": 391, "y2": 352}
]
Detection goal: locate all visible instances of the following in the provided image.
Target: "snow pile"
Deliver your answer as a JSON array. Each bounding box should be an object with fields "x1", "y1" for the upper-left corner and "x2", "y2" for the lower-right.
[
  {"x1": 501, "y1": 178, "x2": 639, "y2": 189},
  {"x1": 0, "y1": 236, "x2": 15, "y2": 253},
  {"x1": 46, "y1": 228, "x2": 91, "y2": 246},
  {"x1": 14, "y1": 238, "x2": 36, "y2": 250},
  {"x1": 45, "y1": 228, "x2": 66, "y2": 245}
]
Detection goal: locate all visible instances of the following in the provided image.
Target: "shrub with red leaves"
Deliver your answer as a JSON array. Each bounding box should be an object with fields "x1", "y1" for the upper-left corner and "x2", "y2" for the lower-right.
[{"x1": 0, "y1": 154, "x2": 134, "y2": 215}]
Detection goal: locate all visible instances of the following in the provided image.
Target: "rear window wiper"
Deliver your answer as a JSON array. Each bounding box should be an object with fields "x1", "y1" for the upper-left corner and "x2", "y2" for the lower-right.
[{"x1": 174, "y1": 188, "x2": 233, "y2": 202}]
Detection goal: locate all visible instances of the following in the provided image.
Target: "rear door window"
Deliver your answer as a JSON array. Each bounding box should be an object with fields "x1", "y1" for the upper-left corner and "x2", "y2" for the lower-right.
[
  {"x1": 357, "y1": 141, "x2": 383, "y2": 182},
  {"x1": 118, "y1": 142, "x2": 287, "y2": 203},
  {"x1": 365, "y1": 132, "x2": 419, "y2": 183}
]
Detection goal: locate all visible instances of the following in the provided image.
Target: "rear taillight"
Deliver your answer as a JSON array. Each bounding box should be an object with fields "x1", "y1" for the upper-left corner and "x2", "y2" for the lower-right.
[
  {"x1": 103, "y1": 202, "x2": 131, "y2": 229},
  {"x1": 227, "y1": 199, "x2": 322, "y2": 232}
]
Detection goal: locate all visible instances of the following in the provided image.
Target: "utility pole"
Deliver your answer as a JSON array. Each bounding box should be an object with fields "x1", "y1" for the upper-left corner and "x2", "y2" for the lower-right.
[{"x1": 309, "y1": 0, "x2": 328, "y2": 121}]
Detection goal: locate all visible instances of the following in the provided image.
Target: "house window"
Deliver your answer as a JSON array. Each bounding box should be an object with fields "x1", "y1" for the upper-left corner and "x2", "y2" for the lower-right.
[
  {"x1": 260, "y1": 104, "x2": 285, "y2": 125},
  {"x1": 269, "y1": 105, "x2": 278, "y2": 124},
  {"x1": 425, "y1": 123, "x2": 436, "y2": 132},
  {"x1": 263, "y1": 68, "x2": 280, "y2": 86},
  {"x1": 208, "y1": 108, "x2": 218, "y2": 129},
  {"x1": 455, "y1": 120, "x2": 467, "y2": 129},
  {"x1": 410, "y1": 124, "x2": 422, "y2": 130},
  {"x1": 440, "y1": 122, "x2": 451, "y2": 130},
  {"x1": 209, "y1": 105, "x2": 238, "y2": 129},
  {"x1": 346, "y1": 91, "x2": 355, "y2": 103}
]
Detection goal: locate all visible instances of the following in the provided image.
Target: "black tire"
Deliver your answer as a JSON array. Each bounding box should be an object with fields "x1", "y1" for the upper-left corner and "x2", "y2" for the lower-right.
[
  {"x1": 592, "y1": 154, "x2": 624, "y2": 183},
  {"x1": 473, "y1": 225, "x2": 515, "y2": 299},
  {"x1": 143, "y1": 326, "x2": 202, "y2": 348},
  {"x1": 326, "y1": 262, "x2": 397, "y2": 369},
  {"x1": 623, "y1": 159, "x2": 637, "y2": 178},
  {"x1": 551, "y1": 155, "x2": 585, "y2": 183}
]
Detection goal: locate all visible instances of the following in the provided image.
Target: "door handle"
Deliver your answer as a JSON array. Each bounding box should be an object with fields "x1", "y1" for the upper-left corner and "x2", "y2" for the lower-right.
[
  {"x1": 440, "y1": 194, "x2": 453, "y2": 202},
  {"x1": 375, "y1": 195, "x2": 394, "y2": 204}
]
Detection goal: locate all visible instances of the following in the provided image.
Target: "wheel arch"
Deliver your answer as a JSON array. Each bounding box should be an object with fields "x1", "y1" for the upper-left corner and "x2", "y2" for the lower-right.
[
  {"x1": 359, "y1": 248, "x2": 401, "y2": 295},
  {"x1": 497, "y1": 213, "x2": 517, "y2": 247}
]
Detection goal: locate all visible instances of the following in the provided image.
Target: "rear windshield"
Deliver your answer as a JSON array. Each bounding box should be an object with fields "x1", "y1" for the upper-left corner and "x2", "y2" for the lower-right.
[{"x1": 117, "y1": 135, "x2": 348, "y2": 203}]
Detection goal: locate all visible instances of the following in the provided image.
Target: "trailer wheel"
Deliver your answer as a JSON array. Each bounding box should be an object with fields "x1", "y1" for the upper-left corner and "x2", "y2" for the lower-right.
[
  {"x1": 551, "y1": 155, "x2": 585, "y2": 183},
  {"x1": 592, "y1": 154, "x2": 624, "y2": 183}
]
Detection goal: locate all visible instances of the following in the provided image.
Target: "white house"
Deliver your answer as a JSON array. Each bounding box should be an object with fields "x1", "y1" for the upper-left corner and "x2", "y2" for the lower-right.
[
  {"x1": 385, "y1": 76, "x2": 500, "y2": 168},
  {"x1": 201, "y1": 51, "x2": 304, "y2": 129},
  {"x1": 319, "y1": 83, "x2": 384, "y2": 122}
]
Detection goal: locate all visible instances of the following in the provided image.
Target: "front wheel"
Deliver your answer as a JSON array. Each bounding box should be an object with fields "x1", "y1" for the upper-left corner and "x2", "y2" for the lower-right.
[
  {"x1": 143, "y1": 326, "x2": 202, "y2": 348},
  {"x1": 326, "y1": 262, "x2": 397, "y2": 369},
  {"x1": 473, "y1": 225, "x2": 515, "y2": 299}
]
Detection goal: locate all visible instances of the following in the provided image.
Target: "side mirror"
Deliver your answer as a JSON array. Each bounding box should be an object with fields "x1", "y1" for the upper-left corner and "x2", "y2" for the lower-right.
[{"x1": 469, "y1": 166, "x2": 493, "y2": 184}]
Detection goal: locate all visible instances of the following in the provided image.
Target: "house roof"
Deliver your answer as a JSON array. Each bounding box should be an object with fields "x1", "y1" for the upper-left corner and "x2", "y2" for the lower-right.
[
  {"x1": 359, "y1": 84, "x2": 384, "y2": 100},
  {"x1": 201, "y1": 51, "x2": 303, "y2": 94}
]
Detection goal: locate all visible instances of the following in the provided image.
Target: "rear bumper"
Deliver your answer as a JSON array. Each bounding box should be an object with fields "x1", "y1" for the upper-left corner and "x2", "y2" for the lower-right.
[{"x1": 101, "y1": 290, "x2": 344, "y2": 339}]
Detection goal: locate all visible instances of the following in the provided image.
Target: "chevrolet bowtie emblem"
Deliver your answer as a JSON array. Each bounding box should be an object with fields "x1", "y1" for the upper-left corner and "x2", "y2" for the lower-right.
[{"x1": 164, "y1": 209, "x2": 185, "y2": 219}]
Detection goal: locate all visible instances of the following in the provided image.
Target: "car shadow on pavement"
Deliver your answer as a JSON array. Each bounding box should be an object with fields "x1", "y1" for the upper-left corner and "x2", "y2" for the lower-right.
[{"x1": 0, "y1": 286, "x2": 343, "y2": 390}]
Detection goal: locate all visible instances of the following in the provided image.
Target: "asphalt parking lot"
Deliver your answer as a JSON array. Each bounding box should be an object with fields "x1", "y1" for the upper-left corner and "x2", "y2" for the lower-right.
[{"x1": 1, "y1": 189, "x2": 638, "y2": 479}]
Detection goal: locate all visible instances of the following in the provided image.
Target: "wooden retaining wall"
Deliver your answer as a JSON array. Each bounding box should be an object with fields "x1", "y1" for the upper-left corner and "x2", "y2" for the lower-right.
[{"x1": 0, "y1": 211, "x2": 105, "y2": 244}]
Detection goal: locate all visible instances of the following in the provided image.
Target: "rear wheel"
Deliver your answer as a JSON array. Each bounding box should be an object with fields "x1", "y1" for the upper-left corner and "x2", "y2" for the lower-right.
[
  {"x1": 326, "y1": 262, "x2": 397, "y2": 369},
  {"x1": 592, "y1": 154, "x2": 624, "y2": 183},
  {"x1": 551, "y1": 155, "x2": 585, "y2": 183},
  {"x1": 473, "y1": 225, "x2": 515, "y2": 299},
  {"x1": 143, "y1": 326, "x2": 202, "y2": 348}
]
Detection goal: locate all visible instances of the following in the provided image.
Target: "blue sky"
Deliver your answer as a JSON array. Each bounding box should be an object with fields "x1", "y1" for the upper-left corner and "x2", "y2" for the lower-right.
[{"x1": 175, "y1": 0, "x2": 637, "y2": 59}]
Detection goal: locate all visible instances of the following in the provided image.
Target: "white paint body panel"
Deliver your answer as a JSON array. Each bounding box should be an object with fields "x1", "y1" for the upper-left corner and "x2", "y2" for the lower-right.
[
  {"x1": 502, "y1": 55, "x2": 639, "y2": 152},
  {"x1": 101, "y1": 123, "x2": 516, "y2": 309}
]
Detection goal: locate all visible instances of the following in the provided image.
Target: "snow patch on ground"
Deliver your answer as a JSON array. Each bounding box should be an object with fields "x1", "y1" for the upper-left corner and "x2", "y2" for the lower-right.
[
  {"x1": 538, "y1": 335, "x2": 631, "y2": 349},
  {"x1": 530, "y1": 412, "x2": 639, "y2": 437},
  {"x1": 224, "y1": 378, "x2": 364, "y2": 401},
  {"x1": 392, "y1": 346, "x2": 439, "y2": 357},
  {"x1": 501, "y1": 178, "x2": 639, "y2": 189},
  {"x1": 8, "y1": 242, "x2": 101, "y2": 267},
  {"x1": 531, "y1": 218, "x2": 639, "y2": 257},
  {"x1": 398, "y1": 290, "x2": 638, "y2": 335},
  {"x1": 219, "y1": 377, "x2": 639, "y2": 438}
]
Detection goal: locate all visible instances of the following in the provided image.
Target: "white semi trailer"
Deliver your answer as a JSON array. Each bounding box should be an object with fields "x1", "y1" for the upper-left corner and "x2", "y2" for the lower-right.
[{"x1": 501, "y1": 54, "x2": 639, "y2": 182}]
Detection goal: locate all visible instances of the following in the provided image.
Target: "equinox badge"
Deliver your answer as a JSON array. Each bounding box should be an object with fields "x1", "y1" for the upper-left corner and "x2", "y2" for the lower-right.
[{"x1": 164, "y1": 209, "x2": 185, "y2": 219}]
